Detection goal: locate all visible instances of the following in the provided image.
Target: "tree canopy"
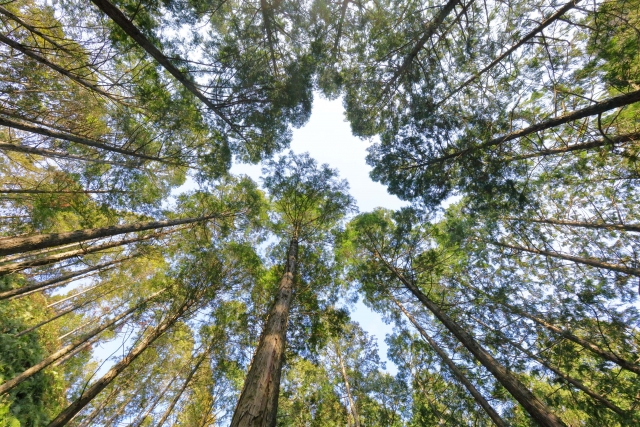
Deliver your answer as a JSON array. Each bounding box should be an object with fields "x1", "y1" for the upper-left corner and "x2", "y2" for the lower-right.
[{"x1": 0, "y1": 0, "x2": 639, "y2": 426}]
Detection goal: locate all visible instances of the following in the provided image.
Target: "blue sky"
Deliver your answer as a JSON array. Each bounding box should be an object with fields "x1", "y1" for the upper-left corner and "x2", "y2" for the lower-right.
[{"x1": 232, "y1": 94, "x2": 406, "y2": 373}]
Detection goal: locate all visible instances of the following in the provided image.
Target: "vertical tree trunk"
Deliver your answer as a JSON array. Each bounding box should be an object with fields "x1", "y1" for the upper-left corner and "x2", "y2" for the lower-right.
[
  {"x1": 230, "y1": 236, "x2": 299, "y2": 427},
  {"x1": 392, "y1": 297, "x2": 508, "y2": 427},
  {"x1": 375, "y1": 252, "x2": 567, "y2": 427},
  {"x1": 336, "y1": 347, "x2": 361, "y2": 427},
  {"x1": 46, "y1": 297, "x2": 192, "y2": 427}
]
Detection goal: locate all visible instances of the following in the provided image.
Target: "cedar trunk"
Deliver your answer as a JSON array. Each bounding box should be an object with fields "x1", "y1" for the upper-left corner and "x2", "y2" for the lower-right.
[{"x1": 230, "y1": 237, "x2": 298, "y2": 427}]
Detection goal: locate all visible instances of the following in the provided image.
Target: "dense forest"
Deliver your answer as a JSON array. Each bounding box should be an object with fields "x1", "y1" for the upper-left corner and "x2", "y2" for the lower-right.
[{"x1": 0, "y1": 0, "x2": 639, "y2": 425}]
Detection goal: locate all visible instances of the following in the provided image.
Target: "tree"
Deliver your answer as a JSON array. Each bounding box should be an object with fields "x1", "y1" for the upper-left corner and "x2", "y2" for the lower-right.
[{"x1": 230, "y1": 152, "x2": 354, "y2": 427}]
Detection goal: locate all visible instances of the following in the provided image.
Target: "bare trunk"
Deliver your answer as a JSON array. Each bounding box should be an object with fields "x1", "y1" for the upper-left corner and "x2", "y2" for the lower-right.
[
  {"x1": 0, "y1": 115, "x2": 177, "y2": 165},
  {"x1": 392, "y1": 298, "x2": 508, "y2": 427},
  {"x1": 337, "y1": 348, "x2": 361, "y2": 427},
  {"x1": 0, "y1": 229, "x2": 177, "y2": 275},
  {"x1": 156, "y1": 346, "x2": 211, "y2": 426},
  {"x1": 475, "y1": 317, "x2": 628, "y2": 416},
  {"x1": 509, "y1": 132, "x2": 640, "y2": 161},
  {"x1": 88, "y1": 0, "x2": 238, "y2": 133},
  {"x1": 0, "y1": 34, "x2": 117, "y2": 100},
  {"x1": 504, "y1": 217, "x2": 640, "y2": 233},
  {"x1": 0, "y1": 214, "x2": 221, "y2": 257},
  {"x1": 409, "y1": 89, "x2": 640, "y2": 168},
  {"x1": 490, "y1": 241, "x2": 640, "y2": 277},
  {"x1": 332, "y1": 0, "x2": 350, "y2": 57},
  {"x1": 0, "y1": 141, "x2": 132, "y2": 166},
  {"x1": 0, "y1": 256, "x2": 132, "y2": 301},
  {"x1": 0, "y1": 289, "x2": 164, "y2": 395},
  {"x1": 46, "y1": 297, "x2": 192, "y2": 427},
  {"x1": 230, "y1": 236, "x2": 298, "y2": 427},
  {"x1": 15, "y1": 284, "x2": 125, "y2": 337},
  {"x1": 501, "y1": 304, "x2": 640, "y2": 375},
  {"x1": 376, "y1": 252, "x2": 567, "y2": 427},
  {"x1": 438, "y1": 0, "x2": 581, "y2": 105},
  {"x1": 389, "y1": 0, "x2": 459, "y2": 85}
]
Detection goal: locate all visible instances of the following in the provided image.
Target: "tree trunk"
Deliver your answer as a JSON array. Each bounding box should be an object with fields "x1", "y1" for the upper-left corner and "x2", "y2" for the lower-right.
[
  {"x1": 0, "y1": 115, "x2": 177, "y2": 165},
  {"x1": 0, "y1": 256, "x2": 131, "y2": 300},
  {"x1": 0, "y1": 214, "x2": 221, "y2": 257},
  {"x1": 475, "y1": 317, "x2": 628, "y2": 416},
  {"x1": 131, "y1": 372, "x2": 180, "y2": 427},
  {"x1": 0, "y1": 141, "x2": 132, "y2": 167},
  {"x1": 490, "y1": 240, "x2": 640, "y2": 277},
  {"x1": 0, "y1": 229, "x2": 176, "y2": 275},
  {"x1": 409, "y1": 88, "x2": 640, "y2": 168},
  {"x1": 156, "y1": 346, "x2": 211, "y2": 426},
  {"x1": 500, "y1": 303, "x2": 640, "y2": 375},
  {"x1": 392, "y1": 297, "x2": 508, "y2": 427},
  {"x1": 88, "y1": 0, "x2": 238, "y2": 134},
  {"x1": 0, "y1": 34, "x2": 118, "y2": 101},
  {"x1": 337, "y1": 347, "x2": 361, "y2": 427},
  {"x1": 46, "y1": 297, "x2": 192, "y2": 427},
  {"x1": 438, "y1": 0, "x2": 581, "y2": 105},
  {"x1": 15, "y1": 284, "x2": 126, "y2": 337},
  {"x1": 375, "y1": 252, "x2": 567, "y2": 427},
  {"x1": 389, "y1": 0, "x2": 459, "y2": 85},
  {"x1": 509, "y1": 132, "x2": 640, "y2": 161},
  {"x1": 230, "y1": 236, "x2": 298, "y2": 427},
  {"x1": 504, "y1": 217, "x2": 640, "y2": 233},
  {"x1": 0, "y1": 289, "x2": 164, "y2": 395}
]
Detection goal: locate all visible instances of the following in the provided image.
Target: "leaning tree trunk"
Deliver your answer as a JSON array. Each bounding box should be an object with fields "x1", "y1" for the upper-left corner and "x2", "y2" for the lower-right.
[
  {"x1": 0, "y1": 214, "x2": 223, "y2": 257},
  {"x1": 472, "y1": 316, "x2": 627, "y2": 416},
  {"x1": 0, "y1": 289, "x2": 164, "y2": 395},
  {"x1": 392, "y1": 297, "x2": 508, "y2": 427},
  {"x1": 0, "y1": 257, "x2": 125, "y2": 300},
  {"x1": 0, "y1": 228, "x2": 177, "y2": 275},
  {"x1": 230, "y1": 236, "x2": 299, "y2": 427},
  {"x1": 46, "y1": 296, "x2": 193, "y2": 427},
  {"x1": 375, "y1": 252, "x2": 567, "y2": 427},
  {"x1": 336, "y1": 347, "x2": 361, "y2": 427}
]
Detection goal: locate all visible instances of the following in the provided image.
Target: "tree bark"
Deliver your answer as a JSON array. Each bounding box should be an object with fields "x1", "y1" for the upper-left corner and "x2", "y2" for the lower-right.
[
  {"x1": 0, "y1": 230, "x2": 168, "y2": 276},
  {"x1": 504, "y1": 217, "x2": 640, "y2": 233},
  {"x1": 476, "y1": 317, "x2": 628, "y2": 416},
  {"x1": 500, "y1": 303, "x2": 640, "y2": 375},
  {"x1": 438, "y1": 0, "x2": 581, "y2": 105},
  {"x1": 0, "y1": 289, "x2": 164, "y2": 395},
  {"x1": 392, "y1": 297, "x2": 508, "y2": 427},
  {"x1": 0, "y1": 214, "x2": 221, "y2": 257},
  {"x1": 337, "y1": 347, "x2": 361, "y2": 427},
  {"x1": 509, "y1": 132, "x2": 640, "y2": 161},
  {"x1": 389, "y1": 0, "x2": 460, "y2": 85},
  {"x1": 46, "y1": 296, "x2": 192, "y2": 427},
  {"x1": 490, "y1": 240, "x2": 640, "y2": 277},
  {"x1": 408, "y1": 89, "x2": 640, "y2": 168},
  {"x1": 0, "y1": 115, "x2": 177, "y2": 165},
  {"x1": 0, "y1": 141, "x2": 132, "y2": 167},
  {"x1": 230, "y1": 236, "x2": 298, "y2": 427},
  {"x1": 0, "y1": 256, "x2": 132, "y2": 300},
  {"x1": 88, "y1": 0, "x2": 239, "y2": 133},
  {"x1": 375, "y1": 251, "x2": 567, "y2": 427},
  {"x1": 15, "y1": 284, "x2": 125, "y2": 338},
  {"x1": 156, "y1": 346, "x2": 211, "y2": 426}
]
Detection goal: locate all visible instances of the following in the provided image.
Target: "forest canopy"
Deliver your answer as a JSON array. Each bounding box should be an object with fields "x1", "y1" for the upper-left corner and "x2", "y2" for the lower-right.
[{"x1": 0, "y1": 0, "x2": 639, "y2": 426}]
